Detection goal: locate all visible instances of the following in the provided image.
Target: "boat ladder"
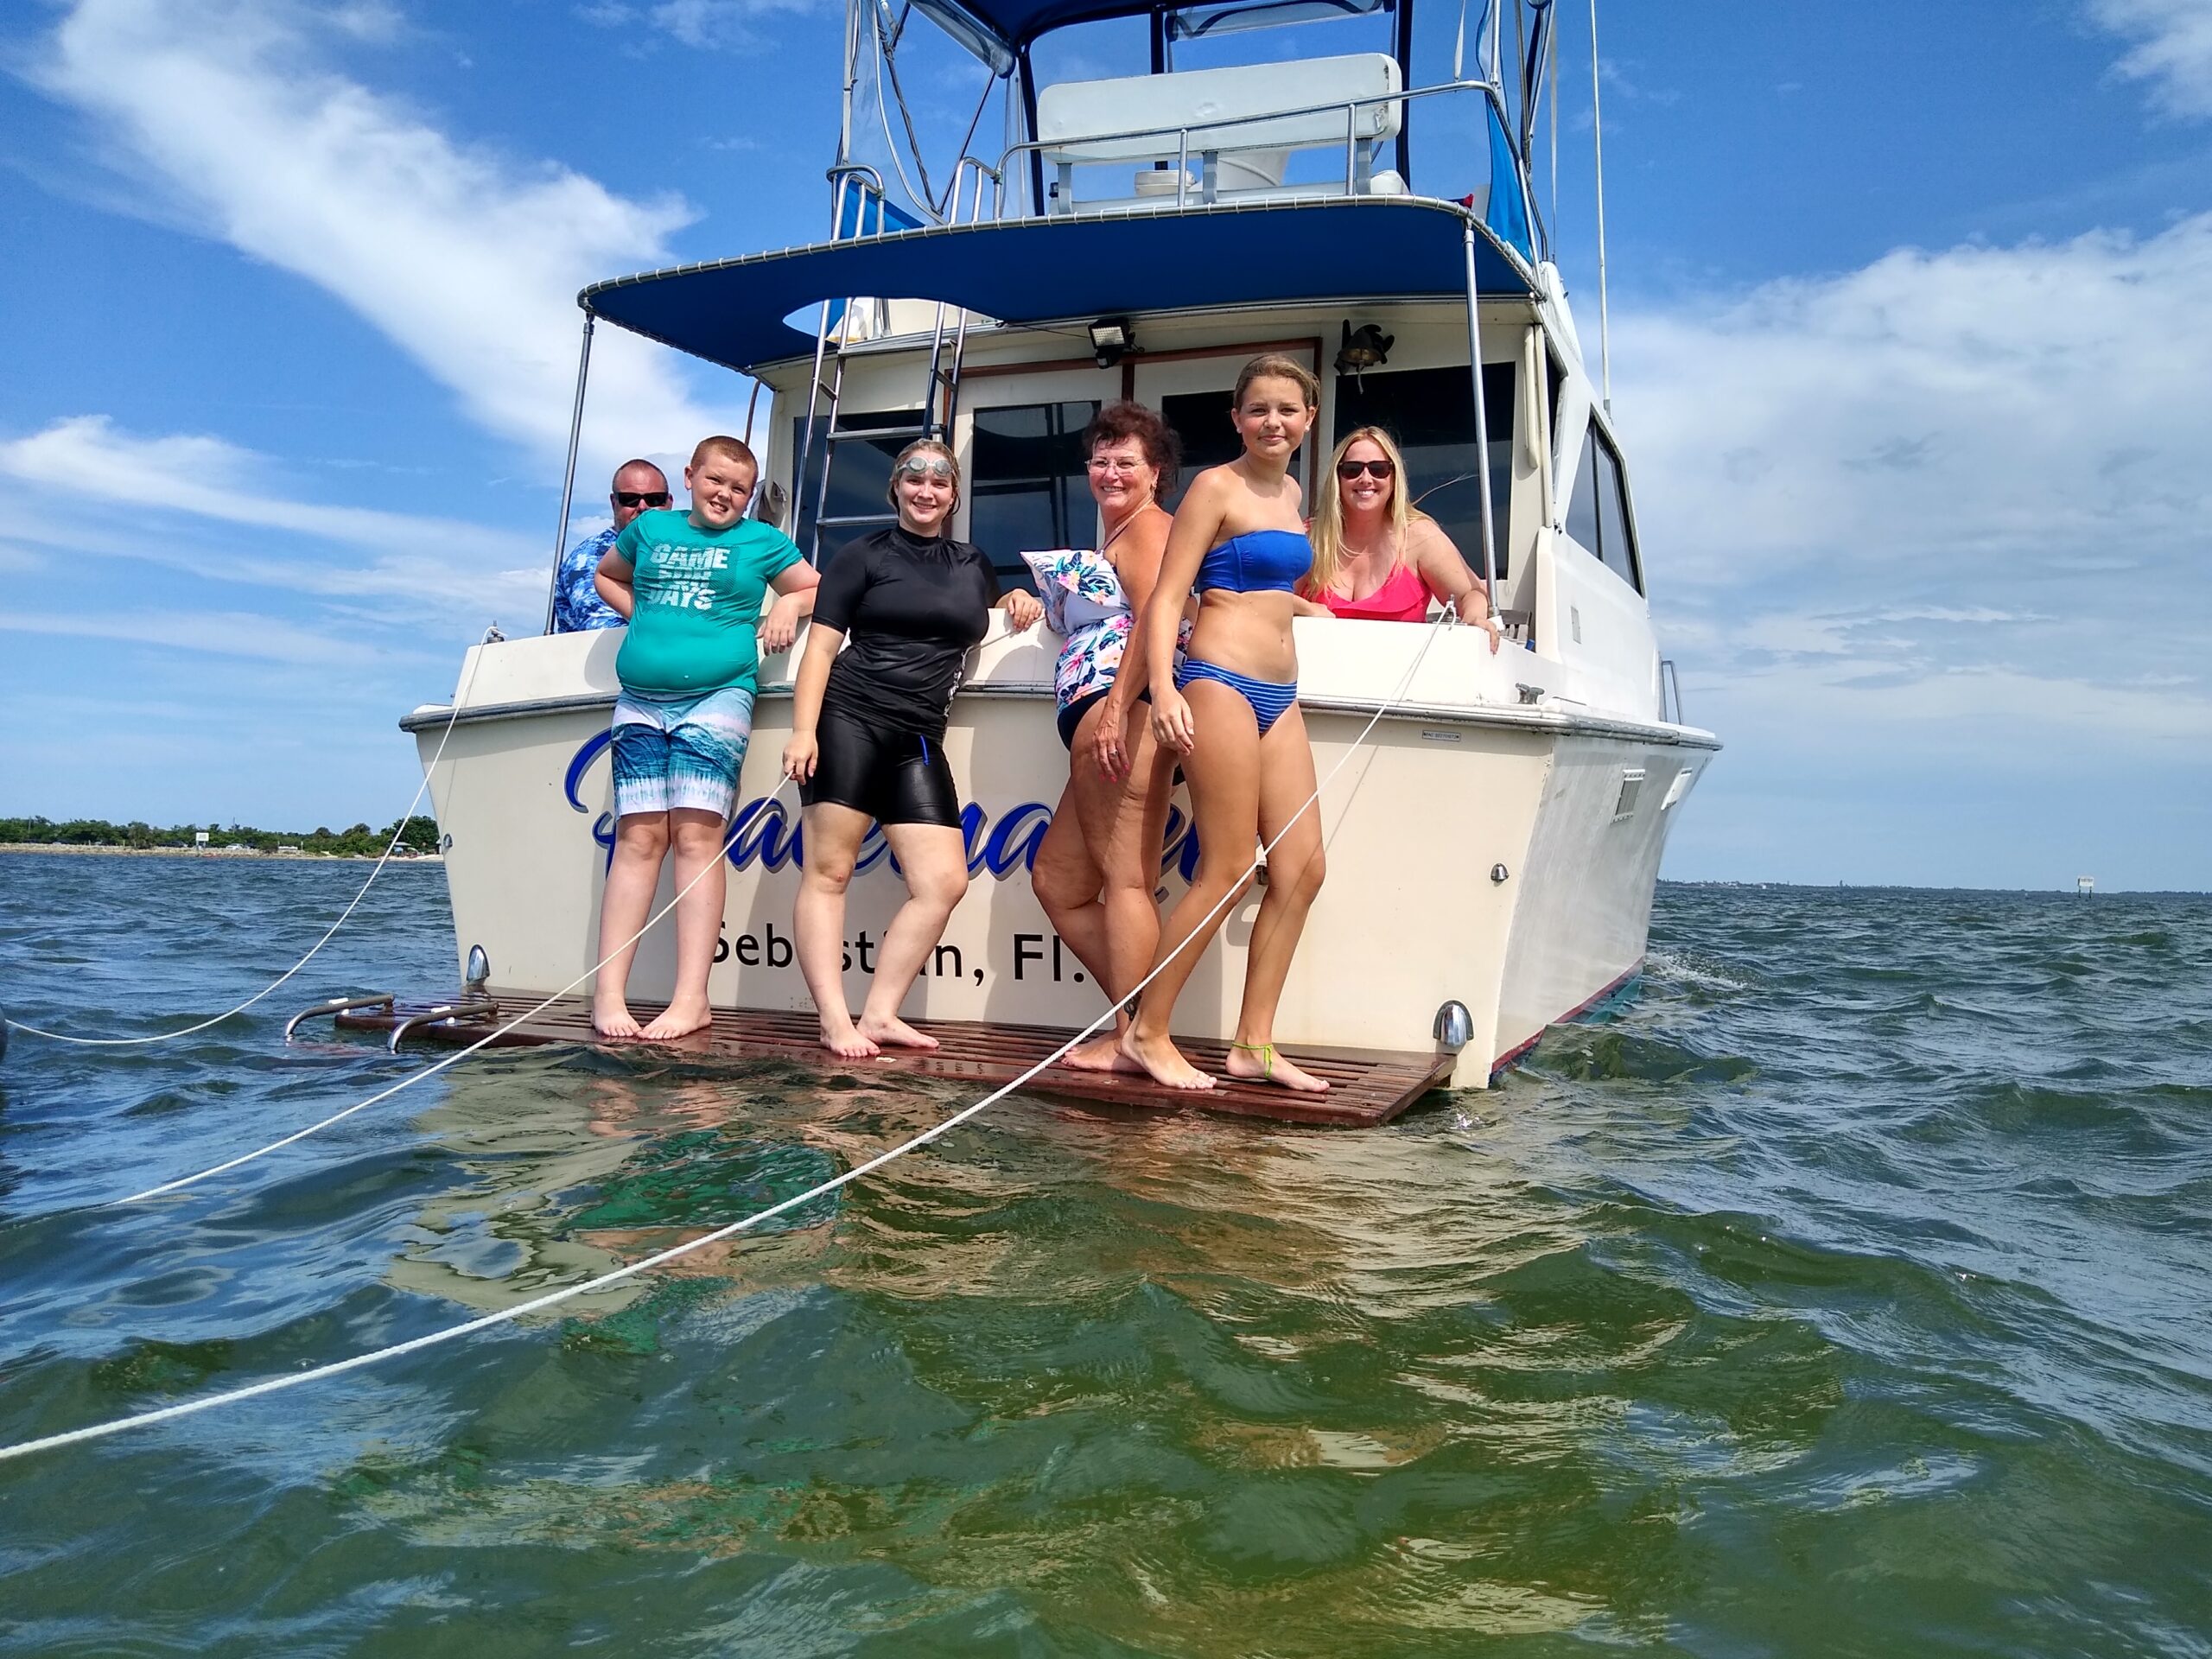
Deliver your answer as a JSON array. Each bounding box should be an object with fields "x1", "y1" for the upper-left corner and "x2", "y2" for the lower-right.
[{"x1": 791, "y1": 165, "x2": 988, "y2": 564}]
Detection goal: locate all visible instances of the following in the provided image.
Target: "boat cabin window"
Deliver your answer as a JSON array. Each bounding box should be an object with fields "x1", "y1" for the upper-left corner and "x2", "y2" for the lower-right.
[
  {"x1": 1154, "y1": 390, "x2": 1304, "y2": 505},
  {"x1": 1566, "y1": 423, "x2": 1642, "y2": 594},
  {"x1": 966, "y1": 399, "x2": 1101, "y2": 590},
  {"x1": 1332, "y1": 363, "x2": 1515, "y2": 579},
  {"x1": 791, "y1": 410, "x2": 912, "y2": 561}
]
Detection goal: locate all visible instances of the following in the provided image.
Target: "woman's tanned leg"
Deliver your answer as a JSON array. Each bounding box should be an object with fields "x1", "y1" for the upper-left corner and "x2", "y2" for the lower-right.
[
  {"x1": 796, "y1": 803, "x2": 879, "y2": 1058},
  {"x1": 1042, "y1": 701, "x2": 1173, "y2": 1072},
  {"x1": 1222, "y1": 706, "x2": 1329, "y2": 1092},
  {"x1": 1119, "y1": 679, "x2": 1260, "y2": 1090}
]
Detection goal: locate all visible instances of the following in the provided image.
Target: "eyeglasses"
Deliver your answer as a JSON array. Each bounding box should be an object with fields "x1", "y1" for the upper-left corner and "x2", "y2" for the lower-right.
[
  {"x1": 613, "y1": 490, "x2": 671, "y2": 508},
  {"x1": 1336, "y1": 458, "x2": 1395, "y2": 482},
  {"x1": 896, "y1": 459, "x2": 957, "y2": 484},
  {"x1": 1087, "y1": 456, "x2": 1147, "y2": 474}
]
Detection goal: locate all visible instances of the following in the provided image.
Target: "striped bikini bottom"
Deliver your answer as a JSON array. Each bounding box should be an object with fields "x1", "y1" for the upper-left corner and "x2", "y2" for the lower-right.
[{"x1": 1175, "y1": 657, "x2": 1299, "y2": 735}]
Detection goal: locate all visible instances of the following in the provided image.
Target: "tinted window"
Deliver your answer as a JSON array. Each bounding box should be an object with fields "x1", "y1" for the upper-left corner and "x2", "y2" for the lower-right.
[
  {"x1": 1332, "y1": 363, "x2": 1516, "y2": 580},
  {"x1": 791, "y1": 410, "x2": 911, "y2": 563},
  {"x1": 967, "y1": 400, "x2": 1099, "y2": 592},
  {"x1": 1565, "y1": 425, "x2": 1601, "y2": 556},
  {"x1": 1590, "y1": 427, "x2": 1642, "y2": 592},
  {"x1": 1562, "y1": 422, "x2": 1642, "y2": 594},
  {"x1": 1156, "y1": 389, "x2": 1303, "y2": 510}
]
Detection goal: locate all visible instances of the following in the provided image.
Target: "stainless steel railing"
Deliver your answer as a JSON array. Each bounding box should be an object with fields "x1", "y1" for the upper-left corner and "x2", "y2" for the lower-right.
[{"x1": 993, "y1": 77, "x2": 1505, "y2": 215}]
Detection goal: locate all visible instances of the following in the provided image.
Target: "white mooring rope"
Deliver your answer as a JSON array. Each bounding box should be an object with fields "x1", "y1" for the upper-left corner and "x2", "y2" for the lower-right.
[
  {"x1": 112, "y1": 776, "x2": 804, "y2": 1207},
  {"x1": 3, "y1": 635, "x2": 496, "y2": 1049},
  {"x1": 0, "y1": 609, "x2": 1459, "y2": 1463}
]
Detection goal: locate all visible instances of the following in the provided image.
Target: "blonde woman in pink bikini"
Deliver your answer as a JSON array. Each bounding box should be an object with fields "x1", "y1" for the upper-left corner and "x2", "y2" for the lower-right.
[{"x1": 1296, "y1": 426, "x2": 1506, "y2": 648}]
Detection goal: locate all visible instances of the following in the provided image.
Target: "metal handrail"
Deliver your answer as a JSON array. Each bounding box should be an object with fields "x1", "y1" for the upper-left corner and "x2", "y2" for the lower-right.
[
  {"x1": 283, "y1": 993, "x2": 395, "y2": 1044},
  {"x1": 995, "y1": 76, "x2": 1501, "y2": 213},
  {"x1": 1660, "y1": 658, "x2": 1685, "y2": 726},
  {"x1": 388, "y1": 998, "x2": 499, "y2": 1054}
]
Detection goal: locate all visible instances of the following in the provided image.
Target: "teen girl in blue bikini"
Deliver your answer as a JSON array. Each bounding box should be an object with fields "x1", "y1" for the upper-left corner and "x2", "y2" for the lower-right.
[{"x1": 1109, "y1": 353, "x2": 1332, "y2": 1095}]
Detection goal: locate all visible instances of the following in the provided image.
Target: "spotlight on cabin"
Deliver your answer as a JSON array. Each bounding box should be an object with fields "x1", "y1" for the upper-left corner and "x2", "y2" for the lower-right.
[
  {"x1": 1089, "y1": 316, "x2": 1134, "y2": 368},
  {"x1": 1335, "y1": 320, "x2": 1394, "y2": 385}
]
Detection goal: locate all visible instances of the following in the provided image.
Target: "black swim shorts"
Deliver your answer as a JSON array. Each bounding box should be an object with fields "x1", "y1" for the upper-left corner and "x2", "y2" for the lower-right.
[{"x1": 798, "y1": 706, "x2": 963, "y2": 828}]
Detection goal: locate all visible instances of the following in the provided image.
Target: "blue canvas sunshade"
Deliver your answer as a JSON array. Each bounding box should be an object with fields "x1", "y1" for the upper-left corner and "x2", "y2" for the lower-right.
[{"x1": 584, "y1": 197, "x2": 1532, "y2": 375}]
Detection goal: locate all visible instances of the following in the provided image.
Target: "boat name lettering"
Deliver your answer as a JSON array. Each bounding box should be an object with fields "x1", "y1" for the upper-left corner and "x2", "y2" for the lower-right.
[{"x1": 564, "y1": 728, "x2": 1201, "y2": 880}]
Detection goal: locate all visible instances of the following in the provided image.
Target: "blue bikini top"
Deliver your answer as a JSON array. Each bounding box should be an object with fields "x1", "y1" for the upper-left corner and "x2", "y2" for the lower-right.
[{"x1": 1195, "y1": 528, "x2": 1313, "y2": 595}]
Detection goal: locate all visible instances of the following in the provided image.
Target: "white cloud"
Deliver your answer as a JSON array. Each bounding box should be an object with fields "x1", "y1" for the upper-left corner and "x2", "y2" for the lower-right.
[
  {"x1": 0, "y1": 608, "x2": 400, "y2": 667},
  {"x1": 1611, "y1": 212, "x2": 2212, "y2": 755},
  {"x1": 0, "y1": 416, "x2": 546, "y2": 620},
  {"x1": 0, "y1": 416, "x2": 521, "y2": 559},
  {"x1": 579, "y1": 0, "x2": 812, "y2": 48},
  {"x1": 1616, "y1": 212, "x2": 2212, "y2": 588},
  {"x1": 35, "y1": 0, "x2": 741, "y2": 461},
  {"x1": 2088, "y1": 0, "x2": 2212, "y2": 118}
]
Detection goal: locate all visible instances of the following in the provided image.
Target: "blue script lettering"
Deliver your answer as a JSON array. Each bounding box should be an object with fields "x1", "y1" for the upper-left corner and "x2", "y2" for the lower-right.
[{"x1": 561, "y1": 731, "x2": 1122, "y2": 880}]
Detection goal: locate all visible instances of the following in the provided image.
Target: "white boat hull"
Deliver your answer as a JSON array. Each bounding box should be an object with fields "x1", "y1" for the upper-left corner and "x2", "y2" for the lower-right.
[{"x1": 412, "y1": 620, "x2": 1715, "y2": 1090}]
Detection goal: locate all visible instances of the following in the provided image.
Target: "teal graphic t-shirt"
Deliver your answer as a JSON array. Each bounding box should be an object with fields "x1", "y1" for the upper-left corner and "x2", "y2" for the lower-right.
[{"x1": 611, "y1": 511, "x2": 804, "y2": 696}]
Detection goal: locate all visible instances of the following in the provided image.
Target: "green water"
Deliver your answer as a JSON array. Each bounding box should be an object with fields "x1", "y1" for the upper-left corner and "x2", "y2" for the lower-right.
[{"x1": 2, "y1": 857, "x2": 2208, "y2": 1654}]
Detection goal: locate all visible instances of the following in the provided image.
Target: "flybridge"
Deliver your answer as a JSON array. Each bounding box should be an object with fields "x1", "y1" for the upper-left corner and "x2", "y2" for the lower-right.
[
  {"x1": 908, "y1": 0, "x2": 1398, "y2": 69},
  {"x1": 577, "y1": 0, "x2": 1552, "y2": 374}
]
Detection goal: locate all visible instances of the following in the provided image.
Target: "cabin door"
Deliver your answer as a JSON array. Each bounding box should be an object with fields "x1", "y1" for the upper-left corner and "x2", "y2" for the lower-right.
[{"x1": 1128, "y1": 337, "x2": 1324, "y2": 509}]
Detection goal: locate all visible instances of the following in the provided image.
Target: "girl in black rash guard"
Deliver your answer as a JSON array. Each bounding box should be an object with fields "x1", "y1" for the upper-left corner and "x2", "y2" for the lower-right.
[{"x1": 782, "y1": 440, "x2": 1045, "y2": 1058}]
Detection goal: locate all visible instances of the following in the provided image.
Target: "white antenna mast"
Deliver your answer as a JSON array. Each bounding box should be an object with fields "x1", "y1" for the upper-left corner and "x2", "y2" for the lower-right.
[
  {"x1": 1548, "y1": 7, "x2": 1559, "y2": 246},
  {"x1": 1588, "y1": 0, "x2": 1611, "y2": 411}
]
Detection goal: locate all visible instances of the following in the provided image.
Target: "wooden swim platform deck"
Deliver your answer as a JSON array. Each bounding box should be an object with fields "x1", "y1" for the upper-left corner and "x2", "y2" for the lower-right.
[{"x1": 331, "y1": 992, "x2": 1455, "y2": 1128}]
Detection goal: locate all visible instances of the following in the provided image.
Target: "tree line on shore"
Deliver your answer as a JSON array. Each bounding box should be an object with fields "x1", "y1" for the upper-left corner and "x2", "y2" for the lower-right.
[{"x1": 0, "y1": 816, "x2": 441, "y2": 856}]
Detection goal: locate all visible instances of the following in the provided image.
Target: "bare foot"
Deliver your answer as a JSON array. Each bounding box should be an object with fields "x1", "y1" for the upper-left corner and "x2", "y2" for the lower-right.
[
  {"x1": 1062, "y1": 1033, "x2": 1141, "y2": 1073},
  {"x1": 818, "y1": 1016, "x2": 881, "y2": 1059},
  {"x1": 1224, "y1": 1041, "x2": 1331, "y2": 1093},
  {"x1": 858, "y1": 1013, "x2": 939, "y2": 1051},
  {"x1": 1118, "y1": 1027, "x2": 1214, "y2": 1090},
  {"x1": 639, "y1": 997, "x2": 713, "y2": 1041},
  {"x1": 593, "y1": 998, "x2": 642, "y2": 1039}
]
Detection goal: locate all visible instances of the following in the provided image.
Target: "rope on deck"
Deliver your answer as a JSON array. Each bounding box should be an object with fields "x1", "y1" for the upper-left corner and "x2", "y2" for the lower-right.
[{"x1": 0, "y1": 607, "x2": 1459, "y2": 1464}]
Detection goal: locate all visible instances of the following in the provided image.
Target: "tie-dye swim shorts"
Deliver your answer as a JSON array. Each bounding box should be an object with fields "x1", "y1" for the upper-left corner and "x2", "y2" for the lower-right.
[{"x1": 609, "y1": 684, "x2": 755, "y2": 820}]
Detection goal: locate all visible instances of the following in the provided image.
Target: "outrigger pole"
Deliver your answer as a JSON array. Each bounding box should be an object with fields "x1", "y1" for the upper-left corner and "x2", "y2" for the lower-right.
[
  {"x1": 543, "y1": 313, "x2": 596, "y2": 634},
  {"x1": 1461, "y1": 218, "x2": 1499, "y2": 608}
]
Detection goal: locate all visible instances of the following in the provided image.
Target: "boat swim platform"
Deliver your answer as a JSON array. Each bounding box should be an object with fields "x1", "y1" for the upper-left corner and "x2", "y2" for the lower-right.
[{"x1": 328, "y1": 993, "x2": 1455, "y2": 1129}]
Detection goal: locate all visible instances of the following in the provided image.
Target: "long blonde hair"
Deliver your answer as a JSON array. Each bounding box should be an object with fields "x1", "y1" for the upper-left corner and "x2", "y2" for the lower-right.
[{"x1": 1306, "y1": 426, "x2": 1427, "y2": 597}]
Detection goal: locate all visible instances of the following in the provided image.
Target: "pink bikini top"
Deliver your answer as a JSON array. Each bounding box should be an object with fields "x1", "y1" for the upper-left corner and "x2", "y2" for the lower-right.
[{"x1": 1319, "y1": 560, "x2": 1432, "y2": 623}]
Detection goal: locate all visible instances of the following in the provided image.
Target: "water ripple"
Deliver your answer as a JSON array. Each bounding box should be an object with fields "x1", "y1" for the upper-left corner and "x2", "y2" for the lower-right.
[{"x1": 3, "y1": 855, "x2": 2210, "y2": 1654}]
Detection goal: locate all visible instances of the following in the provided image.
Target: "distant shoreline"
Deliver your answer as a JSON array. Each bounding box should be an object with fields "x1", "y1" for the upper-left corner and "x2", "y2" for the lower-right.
[{"x1": 0, "y1": 843, "x2": 442, "y2": 864}]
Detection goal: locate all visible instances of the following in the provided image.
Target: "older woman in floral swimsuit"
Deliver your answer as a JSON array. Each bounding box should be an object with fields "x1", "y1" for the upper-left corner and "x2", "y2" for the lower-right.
[{"x1": 1024, "y1": 403, "x2": 1182, "y2": 1072}]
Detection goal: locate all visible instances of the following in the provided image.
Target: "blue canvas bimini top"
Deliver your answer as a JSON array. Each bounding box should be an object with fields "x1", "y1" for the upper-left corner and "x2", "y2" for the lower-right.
[{"x1": 582, "y1": 197, "x2": 1530, "y2": 375}]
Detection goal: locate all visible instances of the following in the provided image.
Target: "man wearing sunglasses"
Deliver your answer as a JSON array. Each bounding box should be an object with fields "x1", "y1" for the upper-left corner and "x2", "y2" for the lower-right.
[{"x1": 550, "y1": 459, "x2": 673, "y2": 632}]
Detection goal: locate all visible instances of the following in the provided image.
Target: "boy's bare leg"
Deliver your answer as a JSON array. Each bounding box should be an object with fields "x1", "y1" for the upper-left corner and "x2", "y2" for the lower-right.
[
  {"x1": 593, "y1": 811, "x2": 671, "y2": 1038},
  {"x1": 639, "y1": 808, "x2": 728, "y2": 1040}
]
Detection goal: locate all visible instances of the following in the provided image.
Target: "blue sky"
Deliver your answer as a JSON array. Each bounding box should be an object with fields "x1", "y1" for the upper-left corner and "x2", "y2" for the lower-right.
[{"x1": 1, "y1": 0, "x2": 2207, "y2": 887}]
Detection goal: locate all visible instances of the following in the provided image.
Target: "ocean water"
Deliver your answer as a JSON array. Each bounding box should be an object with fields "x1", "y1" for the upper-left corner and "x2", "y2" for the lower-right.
[{"x1": 0, "y1": 852, "x2": 2207, "y2": 1656}]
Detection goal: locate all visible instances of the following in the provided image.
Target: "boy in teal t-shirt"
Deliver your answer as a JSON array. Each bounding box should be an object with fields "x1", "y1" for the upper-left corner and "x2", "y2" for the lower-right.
[{"x1": 589, "y1": 435, "x2": 820, "y2": 1041}]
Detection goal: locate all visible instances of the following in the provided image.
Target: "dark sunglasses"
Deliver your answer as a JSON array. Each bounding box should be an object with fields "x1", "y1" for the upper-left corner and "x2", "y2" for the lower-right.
[
  {"x1": 613, "y1": 490, "x2": 671, "y2": 508},
  {"x1": 1336, "y1": 458, "x2": 1395, "y2": 481}
]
